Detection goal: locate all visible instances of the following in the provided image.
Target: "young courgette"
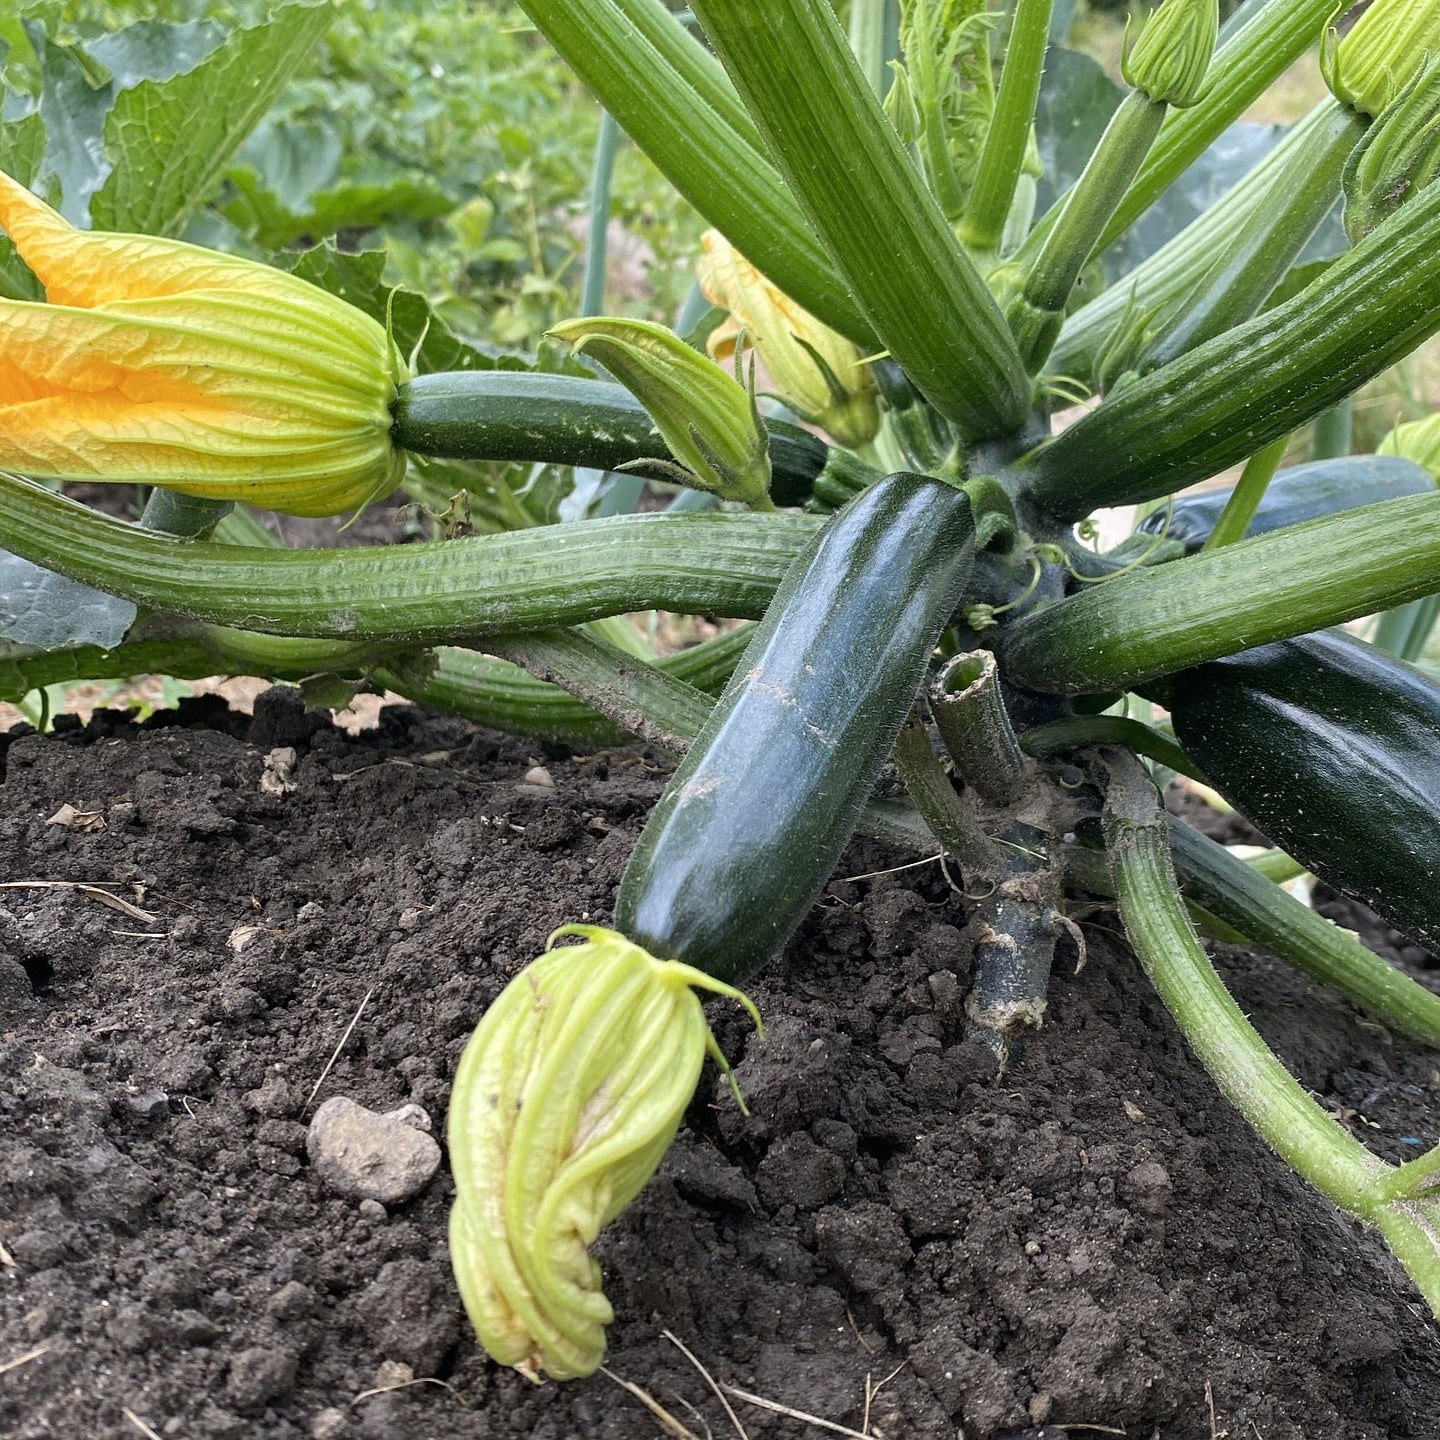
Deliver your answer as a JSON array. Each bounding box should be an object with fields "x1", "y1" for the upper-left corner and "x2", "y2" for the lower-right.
[
  {"x1": 616, "y1": 471, "x2": 976, "y2": 982},
  {"x1": 391, "y1": 370, "x2": 872, "y2": 506},
  {"x1": 1138, "y1": 456, "x2": 1434, "y2": 552},
  {"x1": 1157, "y1": 629, "x2": 1440, "y2": 950}
]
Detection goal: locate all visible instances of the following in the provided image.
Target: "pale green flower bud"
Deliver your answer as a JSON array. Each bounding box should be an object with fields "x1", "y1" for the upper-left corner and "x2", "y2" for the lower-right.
[
  {"x1": 1379, "y1": 413, "x2": 1440, "y2": 481},
  {"x1": 1122, "y1": 0, "x2": 1219, "y2": 109},
  {"x1": 447, "y1": 926, "x2": 762, "y2": 1380},
  {"x1": 548, "y1": 316, "x2": 774, "y2": 508},
  {"x1": 1343, "y1": 56, "x2": 1440, "y2": 243},
  {"x1": 1323, "y1": 0, "x2": 1440, "y2": 120}
]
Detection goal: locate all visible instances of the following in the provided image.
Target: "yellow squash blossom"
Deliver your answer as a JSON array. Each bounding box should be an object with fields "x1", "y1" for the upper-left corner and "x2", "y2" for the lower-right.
[
  {"x1": 448, "y1": 925, "x2": 761, "y2": 1381},
  {"x1": 0, "y1": 169, "x2": 407, "y2": 517},
  {"x1": 697, "y1": 230, "x2": 880, "y2": 450}
]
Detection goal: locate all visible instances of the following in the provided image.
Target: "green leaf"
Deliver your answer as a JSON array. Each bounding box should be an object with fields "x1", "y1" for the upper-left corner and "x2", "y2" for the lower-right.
[
  {"x1": 285, "y1": 243, "x2": 528, "y2": 376},
  {"x1": 32, "y1": 26, "x2": 114, "y2": 224},
  {"x1": 0, "y1": 109, "x2": 44, "y2": 298},
  {"x1": 90, "y1": 0, "x2": 333, "y2": 237}
]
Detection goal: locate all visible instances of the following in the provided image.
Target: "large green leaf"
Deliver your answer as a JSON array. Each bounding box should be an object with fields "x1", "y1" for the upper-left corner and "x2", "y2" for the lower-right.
[{"x1": 90, "y1": 0, "x2": 333, "y2": 237}]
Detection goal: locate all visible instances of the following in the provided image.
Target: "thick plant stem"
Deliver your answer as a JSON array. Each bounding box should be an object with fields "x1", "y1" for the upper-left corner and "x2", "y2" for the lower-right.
[
  {"x1": 891, "y1": 719, "x2": 997, "y2": 873},
  {"x1": 1021, "y1": 180, "x2": 1440, "y2": 519},
  {"x1": 1047, "y1": 98, "x2": 1346, "y2": 386},
  {"x1": 929, "y1": 651, "x2": 1025, "y2": 805},
  {"x1": 958, "y1": 0, "x2": 1053, "y2": 254},
  {"x1": 1311, "y1": 399, "x2": 1354, "y2": 462},
  {"x1": 581, "y1": 110, "x2": 621, "y2": 318},
  {"x1": 847, "y1": 0, "x2": 889, "y2": 97},
  {"x1": 688, "y1": 0, "x2": 1029, "y2": 437},
  {"x1": 1013, "y1": 93, "x2": 1166, "y2": 368},
  {"x1": 1093, "y1": 0, "x2": 1338, "y2": 255},
  {"x1": 1200, "y1": 436, "x2": 1287, "y2": 552},
  {"x1": 1144, "y1": 106, "x2": 1364, "y2": 372},
  {"x1": 1165, "y1": 818, "x2": 1440, "y2": 1048},
  {"x1": 0, "y1": 473, "x2": 819, "y2": 645},
  {"x1": 1003, "y1": 492, "x2": 1440, "y2": 693},
  {"x1": 487, "y1": 628, "x2": 713, "y2": 756},
  {"x1": 1101, "y1": 750, "x2": 1440, "y2": 1318},
  {"x1": 515, "y1": 0, "x2": 873, "y2": 344}
]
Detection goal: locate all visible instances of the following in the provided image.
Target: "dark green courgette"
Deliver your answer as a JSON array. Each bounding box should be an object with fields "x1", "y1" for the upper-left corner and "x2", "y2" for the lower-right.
[
  {"x1": 391, "y1": 370, "x2": 866, "y2": 506},
  {"x1": 616, "y1": 472, "x2": 976, "y2": 982},
  {"x1": 1138, "y1": 456, "x2": 1435, "y2": 552},
  {"x1": 1157, "y1": 629, "x2": 1440, "y2": 949}
]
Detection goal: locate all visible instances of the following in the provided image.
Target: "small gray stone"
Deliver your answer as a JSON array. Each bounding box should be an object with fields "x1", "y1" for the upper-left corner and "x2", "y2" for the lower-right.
[
  {"x1": 307, "y1": 1097, "x2": 441, "y2": 1204},
  {"x1": 310, "y1": 1408, "x2": 350, "y2": 1439},
  {"x1": 226, "y1": 1345, "x2": 298, "y2": 1410}
]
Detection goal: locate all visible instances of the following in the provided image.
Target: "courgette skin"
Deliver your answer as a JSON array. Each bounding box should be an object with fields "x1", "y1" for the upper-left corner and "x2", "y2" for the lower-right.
[
  {"x1": 1161, "y1": 630, "x2": 1440, "y2": 949},
  {"x1": 616, "y1": 473, "x2": 975, "y2": 983},
  {"x1": 391, "y1": 370, "x2": 830, "y2": 506},
  {"x1": 1138, "y1": 457, "x2": 1434, "y2": 552}
]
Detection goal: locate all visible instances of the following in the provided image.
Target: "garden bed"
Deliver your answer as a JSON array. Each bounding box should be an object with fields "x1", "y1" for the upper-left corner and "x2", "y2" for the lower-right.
[{"x1": 1, "y1": 695, "x2": 1437, "y2": 1439}]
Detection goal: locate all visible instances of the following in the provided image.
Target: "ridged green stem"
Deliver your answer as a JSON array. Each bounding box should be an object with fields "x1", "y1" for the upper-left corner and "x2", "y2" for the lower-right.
[
  {"x1": 486, "y1": 627, "x2": 714, "y2": 755},
  {"x1": 582, "y1": 110, "x2": 622, "y2": 317},
  {"x1": 1102, "y1": 751, "x2": 1440, "y2": 1317},
  {"x1": 1144, "y1": 105, "x2": 1364, "y2": 371},
  {"x1": 1166, "y1": 818, "x2": 1440, "y2": 1047},
  {"x1": 688, "y1": 0, "x2": 1029, "y2": 437},
  {"x1": 1021, "y1": 180, "x2": 1440, "y2": 519},
  {"x1": 958, "y1": 0, "x2": 1053, "y2": 254},
  {"x1": 0, "y1": 473, "x2": 818, "y2": 644},
  {"x1": 847, "y1": 0, "x2": 890, "y2": 97},
  {"x1": 891, "y1": 719, "x2": 997, "y2": 873},
  {"x1": 1311, "y1": 398, "x2": 1354, "y2": 461},
  {"x1": 1047, "y1": 98, "x2": 1345, "y2": 385},
  {"x1": 1094, "y1": 0, "x2": 1338, "y2": 255},
  {"x1": 1002, "y1": 493, "x2": 1440, "y2": 693},
  {"x1": 1372, "y1": 593, "x2": 1440, "y2": 662},
  {"x1": 1015, "y1": 93, "x2": 1167, "y2": 369},
  {"x1": 515, "y1": 0, "x2": 873, "y2": 344}
]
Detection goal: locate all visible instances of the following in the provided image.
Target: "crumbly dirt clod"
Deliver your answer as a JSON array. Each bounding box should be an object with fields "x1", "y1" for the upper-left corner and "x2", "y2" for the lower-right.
[{"x1": 1, "y1": 694, "x2": 1438, "y2": 1439}]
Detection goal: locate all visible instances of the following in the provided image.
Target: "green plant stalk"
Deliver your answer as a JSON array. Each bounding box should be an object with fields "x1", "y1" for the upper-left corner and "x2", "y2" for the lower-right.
[
  {"x1": 1002, "y1": 493, "x2": 1440, "y2": 693},
  {"x1": 1200, "y1": 436, "x2": 1288, "y2": 552},
  {"x1": 581, "y1": 110, "x2": 622, "y2": 318},
  {"x1": 1094, "y1": 0, "x2": 1339, "y2": 255},
  {"x1": 1311, "y1": 399, "x2": 1353, "y2": 462},
  {"x1": 958, "y1": 0, "x2": 1054, "y2": 254},
  {"x1": 515, "y1": 0, "x2": 873, "y2": 344},
  {"x1": 1103, "y1": 752, "x2": 1440, "y2": 1316},
  {"x1": 1145, "y1": 106, "x2": 1364, "y2": 371},
  {"x1": 1019, "y1": 714, "x2": 1198, "y2": 779},
  {"x1": 1047, "y1": 98, "x2": 1345, "y2": 385},
  {"x1": 1165, "y1": 817, "x2": 1440, "y2": 1047},
  {"x1": 687, "y1": 0, "x2": 1029, "y2": 438},
  {"x1": 486, "y1": 626, "x2": 714, "y2": 755},
  {"x1": 1022, "y1": 181, "x2": 1440, "y2": 518},
  {"x1": 891, "y1": 719, "x2": 997, "y2": 873},
  {"x1": 0, "y1": 473, "x2": 818, "y2": 645},
  {"x1": 928, "y1": 650, "x2": 1025, "y2": 805},
  {"x1": 1017, "y1": 93, "x2": 1167, "y2": 351}
]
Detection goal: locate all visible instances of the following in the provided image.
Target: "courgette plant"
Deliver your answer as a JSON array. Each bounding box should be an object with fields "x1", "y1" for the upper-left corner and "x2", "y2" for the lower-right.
[{"x1": 3, "y1": 0, "x2": 1440, "y2": 1383}]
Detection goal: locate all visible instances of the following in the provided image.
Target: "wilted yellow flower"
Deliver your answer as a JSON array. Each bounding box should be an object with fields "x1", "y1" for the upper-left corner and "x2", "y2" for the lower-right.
[
  {"x1": 448, "y1": 925, "x2": 761, "y2": 1381},
  {"x1": 697, "y1": 230, "x2": 880, "y2": 449},
  {"x1": 0, "y1": 169, "x2": 407, "y2": 517}
]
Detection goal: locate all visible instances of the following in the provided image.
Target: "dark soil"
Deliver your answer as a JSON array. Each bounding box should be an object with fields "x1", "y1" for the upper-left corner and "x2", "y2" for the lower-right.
[{"x1": 2, "y1": 693, "x2": 1438, "y2": 1440}]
